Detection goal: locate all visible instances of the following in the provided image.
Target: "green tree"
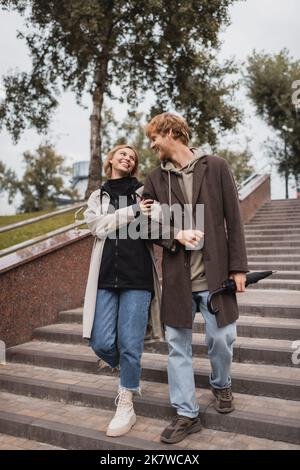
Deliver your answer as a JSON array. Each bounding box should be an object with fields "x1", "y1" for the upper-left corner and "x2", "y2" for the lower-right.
[
  {"x1": 217, "y1": 147, "x2": 254, "y2": 185},
  {"x1": 0, "y1": 143, "x2": 78, "y2": 212},
  {"x1": 113, "y1": 112, "x2": 159, "y2": 181},
  {"x1": 0, "y1": 0, "x2": 240, "y2": 197},
  {"x1": 245, "y1": 49, "x2": 300, "y2": 198},
  {"x1": 0, "y1": 160, "x2": 18, "y2": 203},
  {"x1": 103, "y1": 110, "x2": 252, "y2": 183}
]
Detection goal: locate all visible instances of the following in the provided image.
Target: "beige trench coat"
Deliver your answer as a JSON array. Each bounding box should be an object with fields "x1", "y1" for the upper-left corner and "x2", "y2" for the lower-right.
[{"x1": 82, "y1": 186, "x2": 163, "y2": 340}]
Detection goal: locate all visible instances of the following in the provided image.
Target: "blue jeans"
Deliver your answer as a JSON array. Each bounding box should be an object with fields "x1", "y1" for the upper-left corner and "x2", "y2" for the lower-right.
[
  {"x1": 89, "y1": 289, "x2": 151, "y2": 393},
  {"x1": 165, "y1": 290, "x2": 237, "y2": 418}
]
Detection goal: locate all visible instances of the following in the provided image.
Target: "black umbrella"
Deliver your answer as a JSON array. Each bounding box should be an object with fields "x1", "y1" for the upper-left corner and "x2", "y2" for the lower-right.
[{"x1": 207, "y1": 271, "x2": 275, "y2": 315}]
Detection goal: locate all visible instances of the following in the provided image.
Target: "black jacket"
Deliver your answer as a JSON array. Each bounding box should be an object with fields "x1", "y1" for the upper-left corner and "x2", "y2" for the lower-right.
[{"x1": 98, "y1": 176, "x2": 154, "y2": 292}]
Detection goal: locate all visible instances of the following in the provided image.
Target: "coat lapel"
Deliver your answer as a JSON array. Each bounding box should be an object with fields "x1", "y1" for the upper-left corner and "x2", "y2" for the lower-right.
[{"x1": 192, "y1": 157, "x2": 208, "y2": 208}]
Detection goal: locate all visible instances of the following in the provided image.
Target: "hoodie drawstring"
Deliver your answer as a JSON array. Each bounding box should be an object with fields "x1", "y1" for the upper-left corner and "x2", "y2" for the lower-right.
[{"x1": 168, "y1": 170, "x2": 174, "y2": 224}]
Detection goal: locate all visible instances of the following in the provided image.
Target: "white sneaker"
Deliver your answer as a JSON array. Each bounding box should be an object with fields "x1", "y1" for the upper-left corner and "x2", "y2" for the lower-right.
[{"x1": 106, "y1": 388, "x2": 136, "y2": 437}]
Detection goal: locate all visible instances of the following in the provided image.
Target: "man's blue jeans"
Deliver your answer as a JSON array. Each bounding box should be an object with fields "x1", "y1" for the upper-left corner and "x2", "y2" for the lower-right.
[
  {"x1": 165, "y1": 290, "x2": 237, "y2": 418},
  {"x1": 89, "y1": 289, "x2": 151, "y2": 393}
]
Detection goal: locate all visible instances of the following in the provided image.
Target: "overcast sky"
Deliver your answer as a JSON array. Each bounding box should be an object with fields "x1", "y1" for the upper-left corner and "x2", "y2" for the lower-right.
[{"x1": 0, "y1": 0, "x2": 299, "y2": 214}]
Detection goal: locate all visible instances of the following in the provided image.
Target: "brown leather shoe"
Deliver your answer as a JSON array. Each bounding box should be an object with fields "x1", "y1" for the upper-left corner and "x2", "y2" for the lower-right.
[
  {"x1": 160, "y1": 414, "x2": 202, "y2": 444},
  {"x1": 211, "y1": 386, "x2": 235, "y2": 413}
]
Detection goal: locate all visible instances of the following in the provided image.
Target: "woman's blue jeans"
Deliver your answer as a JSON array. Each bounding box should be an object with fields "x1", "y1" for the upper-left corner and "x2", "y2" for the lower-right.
[{"x1": 89, "y1": 289, "x2": 151, "y2": 393}]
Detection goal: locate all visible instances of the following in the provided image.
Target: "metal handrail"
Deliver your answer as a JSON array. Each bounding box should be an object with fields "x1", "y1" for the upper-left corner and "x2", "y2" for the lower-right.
[
  {"x1": 237, "y1": 163, "x2": 272, "y2": 197},
  {"x1": 0, "y1": 221, "x2": 87, "y2": 257}
]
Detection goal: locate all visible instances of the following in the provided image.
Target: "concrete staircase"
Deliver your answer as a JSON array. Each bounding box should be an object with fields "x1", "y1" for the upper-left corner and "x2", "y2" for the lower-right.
[{"x1": 0, "y1": 199, "x2": 300, "y2": 450}]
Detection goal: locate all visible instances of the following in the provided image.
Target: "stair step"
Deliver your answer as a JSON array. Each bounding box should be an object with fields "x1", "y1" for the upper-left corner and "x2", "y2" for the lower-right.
[
  {"x1": 247, "y1": 248, "x2": 300, "y2": 255},
  {"x1": 0, "y1": 366, "x2": 299, "y2": 447},
  {"x1": 31, "y1": 325, "x2": 297, "y2": 368},
  {"x1": 248, "y1": 279, "x2": 300, "y2": 291},
  {"x1": 245, "y1": 223, "x2": 300, "y2": 229},
  {"x1": 247, "y1": 254, "x2": 300, "y2": 262},
  {"x1": 248, "y1": 261, "x2": 300, "y2": 271},
  {"x1": 60, "y1": 294, "x2": 300, "y2": 324},
  {"x1": 5, "y1": 342, "x2": 300, "y2": 400},
  {"x1": 251, "y1": 217, "x2": 300, "y2": 222},
  {"x1": 0, "y1": 432, "x2": 63, "y2": 450},
  {"x1": 251, "y1": 220, "x2": 300, "y2": 225},
  {"x1": 195, "y1": 315, "x2": 300, "y2": 340},
  {"x1": 246, "y1": 234, "x2": 300, "y2": 240},
  {"x1": 0, "y1": 392, "x2": 167, "y2": 451},
  {"x1": 0, "y1": 390, "x2": 298, "y2": 450},
  {"x1": 59, "y1": 312, "x2": 300, "y2": 340},
  {"x1": 244, "y1": 227, "x2": 300, "y2": 233},
  {"x1": 264, "y1": 270, "x2": 300, "y2": 280},
  {"x1": 36, "y1": 317, "x2": 300, "y2": 344},
  {"x1": 246, "y1": 241, "x2": 300, "y2": 248},
  {"x1": 237, "y1": 290, "x2": 300, "y2": 319},
  {"x1": 256, "y1": 209, "x2": 300, "y2": 214}
]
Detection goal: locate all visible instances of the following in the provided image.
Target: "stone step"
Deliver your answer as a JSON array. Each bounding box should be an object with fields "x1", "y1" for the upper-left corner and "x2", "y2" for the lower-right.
[
  {"x1": 237, "y1": 289, "x2": 300, "y2": 319},
  {"x1": 248, "y1": 279, "x2": 300, "y2": 291},
  {"x1": 244, "y1": 226, "x2": 300, "y2": 233},
  {"x1": 245, "y1": 223, "x2": 300, "y2": 229},
  {"x1": 0, "y1": 392, "x2": 168, "y2": 451},
  {"x1": 59, "y1": 308, "x2": 83, "y2": 323},
  {"x1": 245, "y1": 231, "x2": 300, "y2": 238},
  {"x1": 250, "y1": 221, "x2": 300, "y2": 228},
  {"x1": 0, "y1": 366, "x2": 299, "y2": 447},
  {"x1": 247, "y1": 254, "x2": 300, "y2": 262},
  {"x1": 248, "y1": 261, "x2": 300, "y2": 272},
  {"x1": 5, "y1": 342, "x2": 300, "y2": 400},
  {"x1": 245, "y1": 235, "x2": 300, "y2": 241},
  {"x1": 246, "y1": 241, "x2": 300, "y2": 248},
  {"x1": 252, "y1": 214, "x2": 300, "y2": 219},
  {"x1": 247, "y1": 247, "x2": 300, "y2": 255},
  {"x1": 0, "y1": 390, "x2": 298, "y2": 450},
  {"x1": 256, "y1": 208, "x2": 300, "y2": 214},
  {"x1": 59, "y1": 311, "x2": 300, "y2": 340},
  {"x1": 251, "y1": 214, "x2": 300, "y2": 219},
  {"x1": 261, "y1": 201, "x2": 300, "y2": 207},
  {"x1": 259, "y1": 202, "x2": 300, "y2": 206},
  {"x1": 194, "y1": 315, "x2": 300, "y2": 340},
  {"x1": 265, "y1": 270, "x2": 300, "y2": 280},
  {"x1": 0, "y1": 432, "x2": 64, "y2": 450},
  {"x1": 60, "y1": 294, "x2": 300, "y2": 324},
  {"x1": 30, "y1": 326, "x2": 296, "y2": 368}
]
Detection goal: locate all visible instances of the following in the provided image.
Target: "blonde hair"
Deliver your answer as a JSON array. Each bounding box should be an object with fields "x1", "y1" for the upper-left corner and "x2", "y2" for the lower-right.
[
  {"x1": 145, "y1": 112, "x2": 190, "y2": 145},
  {"x1": 103, "y1": 144, "x2": 139, "y2": 178}
]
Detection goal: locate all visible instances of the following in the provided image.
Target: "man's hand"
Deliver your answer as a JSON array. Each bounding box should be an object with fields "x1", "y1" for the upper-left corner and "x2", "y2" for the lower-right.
[
  {"x1": 175, "y1": 229, "x2": 204, "y2": 249},
  {"x1": 229, "y1": 272, "x2": 246, "y2": 292}
]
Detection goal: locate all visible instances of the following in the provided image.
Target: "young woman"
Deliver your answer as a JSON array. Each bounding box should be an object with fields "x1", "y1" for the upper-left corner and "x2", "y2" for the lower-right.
[{"x1": 82, "y1": 144, "x2": 163, "y2": 438}]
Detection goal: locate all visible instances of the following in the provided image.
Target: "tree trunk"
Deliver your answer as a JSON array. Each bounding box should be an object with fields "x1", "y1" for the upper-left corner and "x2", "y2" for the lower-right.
[{"x1": 85, "y1": 62, "x2": 108, "y2": 200}]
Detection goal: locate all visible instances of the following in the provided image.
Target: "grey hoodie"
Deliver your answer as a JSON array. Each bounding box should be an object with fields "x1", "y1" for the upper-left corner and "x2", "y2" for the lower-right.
[{"x1": 161, "y1": 147, "x2": 208, "y2": 292}]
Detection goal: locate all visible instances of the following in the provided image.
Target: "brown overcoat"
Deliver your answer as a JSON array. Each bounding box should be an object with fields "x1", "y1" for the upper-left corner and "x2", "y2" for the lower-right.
[{"x1": 143, "y1": 154, "x2": 249, "y2": 329}]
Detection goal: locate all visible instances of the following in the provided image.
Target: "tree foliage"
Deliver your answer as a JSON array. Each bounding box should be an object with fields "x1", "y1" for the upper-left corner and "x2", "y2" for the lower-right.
[
  {"x1": 245, "y1": 49, "x2": 300, "y2": 187},
  {"x1": 0, "y1": 0, "x2": 240, "y2": 196},
  {"x1": 0, "y1": 143, "x2": 78, "y2": 212}
]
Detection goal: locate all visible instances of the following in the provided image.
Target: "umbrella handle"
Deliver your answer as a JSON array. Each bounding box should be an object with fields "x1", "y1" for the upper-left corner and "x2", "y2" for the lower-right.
[
  {"x1": 207, "y1": 286, "x2": 228, "y2": 315},
  {"x1": 207, "y1": 291, "x2": 219, "y2": 315}
]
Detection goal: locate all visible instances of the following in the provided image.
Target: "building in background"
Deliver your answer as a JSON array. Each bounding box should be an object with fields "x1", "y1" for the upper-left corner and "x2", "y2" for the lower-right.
[{"x1": 72, "y1": 161, "x2": 89, "y2": 200}]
